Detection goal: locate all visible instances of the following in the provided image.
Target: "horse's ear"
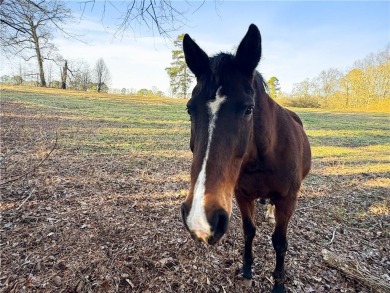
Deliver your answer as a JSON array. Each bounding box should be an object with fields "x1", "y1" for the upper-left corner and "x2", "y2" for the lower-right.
[
  {"x1": 235, "y1": 24, "x2": 262, "y2": 76},
  {"x1": 183, "y1": 34, "x2": 210, "y2": 78}
]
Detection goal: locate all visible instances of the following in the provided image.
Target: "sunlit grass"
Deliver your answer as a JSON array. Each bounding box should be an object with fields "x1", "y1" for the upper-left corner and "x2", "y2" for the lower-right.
[
  {"x1": 363, "y1": 178, "x2": 390, "y2": 188},
  {"x1": 296, "y1": 108, "x2": 390, "y2": 177},
  {"x1": 311, "y1": 146, "x2": 360, "y2": 158},
  {"x1": 312, "y1": 145, "x2": 390, "y2": 160},
  {"x1": 0, "y1": 85, "x2": 186, "y2": 105},
  {"x1": 321, "y1": 162, "x2": 390, "y2": 175},
  {"x1": 2, "y1": 85, "x2": 389, "y2": 181},
  {"x1": 98, "y1": 127, "x2": 188, "y2": 135},
  {"x1": 368, "y1": 200, "x2": 389, "y2": 216}
]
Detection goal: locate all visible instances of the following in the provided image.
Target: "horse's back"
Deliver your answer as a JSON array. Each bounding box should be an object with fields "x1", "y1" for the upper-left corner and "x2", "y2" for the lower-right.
[
  {"x1": 279, "y1": 105, "x2": 311, "y2": 180},
  {"x1": 286, "y1": 108, "x2": 303, "y2": 126},
  {"x1": 263, "y1": 98, "x2": 311, "y2": 192}
]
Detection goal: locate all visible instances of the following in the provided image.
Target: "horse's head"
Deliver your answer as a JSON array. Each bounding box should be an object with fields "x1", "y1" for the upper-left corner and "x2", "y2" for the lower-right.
[{"x1": 181, "y1": 24, "x2": 262, "y2": 245}]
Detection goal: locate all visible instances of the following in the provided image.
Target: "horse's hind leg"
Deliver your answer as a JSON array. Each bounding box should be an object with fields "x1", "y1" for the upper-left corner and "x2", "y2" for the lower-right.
[
  {"x1": 236, "y1": 195, "x2": 256, "y2": 280},
  {"x1": 271, "y1": 195, "x2": 297, "y2": 293}
]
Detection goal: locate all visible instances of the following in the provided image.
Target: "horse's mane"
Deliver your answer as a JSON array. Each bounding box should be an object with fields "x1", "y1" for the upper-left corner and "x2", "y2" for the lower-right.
[{"x1": 256, "y1": 71, "x2": 268, "y2": 92}]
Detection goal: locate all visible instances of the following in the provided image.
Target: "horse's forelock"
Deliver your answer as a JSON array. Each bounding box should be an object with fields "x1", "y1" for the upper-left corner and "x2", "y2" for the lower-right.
[
  {"x1": 208, "y1": 53, "x2": 266, "y2": 95},
  {"x1": 210, "y1": 54, "x2": 234, "y2": 83}
]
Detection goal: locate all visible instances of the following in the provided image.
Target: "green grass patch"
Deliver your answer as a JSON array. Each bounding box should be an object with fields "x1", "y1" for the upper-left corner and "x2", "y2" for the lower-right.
[
  {"x1": 2, "y1": 86, "x2": 389, "y2": 177},
  {"x1": 293, "y1": 109, "x2": 390, "y2": 176}
]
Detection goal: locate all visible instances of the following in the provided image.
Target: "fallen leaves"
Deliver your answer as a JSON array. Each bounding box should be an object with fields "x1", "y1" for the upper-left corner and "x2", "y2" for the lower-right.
[{"x1": 1, "y1": 99, "x2": 389, "y2": 292}]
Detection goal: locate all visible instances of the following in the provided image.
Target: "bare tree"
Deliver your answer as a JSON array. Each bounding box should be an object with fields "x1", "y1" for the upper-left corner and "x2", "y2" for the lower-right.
[
  {"x1": 60, "y1": 60, "x2": 73, "y2": 89},
  {"x1": 45, "y1": 60, "x2": 54, "y2": 85},
  {"x1": 292, "y1": 79, "x2": 312, "y2": 99},
  {"x1": 79, "y1": 1, "x2": 208, "y2": 37},
  {"x1": 67, "y1": 59, "x2": 91, "y2": 91},
  {"x1": 94, "y1": 58, "x2": 111, "y2": 93},
  {"x1": 0, "y1": 0, "x2": 72, "y2": 87},
  {"x1": 317, "y1": 68, "x2": 342, "y2": 99},
  {"x1": 69, "y1": 60, "x2": 92, "y2": 91},
  {"x1": 80, "y1": 65, "x2": 92, "y2": 91}
]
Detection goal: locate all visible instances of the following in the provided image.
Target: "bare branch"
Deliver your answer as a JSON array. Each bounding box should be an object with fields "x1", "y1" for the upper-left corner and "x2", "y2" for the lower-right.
[
  {"x1": 322, "y1": 249, "x2": 390, "y2": 292},
  {"x1": 82, "y1": 0, "x2": 191, "y2": 38},
  {"x1": 0, "y1": 19, "x2": 28, "y2": 33},
  {"x1": 0, "y1": 134, "x2": 58, "y2": 186},
  {"x1": 16, "y1": 188, "x2": 36, "y2": 210}
]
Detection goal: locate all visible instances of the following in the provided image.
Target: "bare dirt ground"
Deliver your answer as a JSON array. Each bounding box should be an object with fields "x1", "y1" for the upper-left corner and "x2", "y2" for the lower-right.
[{"x1": 1, "y1": 98, "x2": 389, "y2": 292}]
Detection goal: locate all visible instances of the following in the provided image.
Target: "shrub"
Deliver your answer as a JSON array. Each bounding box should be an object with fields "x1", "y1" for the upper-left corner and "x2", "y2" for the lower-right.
[{"x1": 285, "y1": 96, "x2": 320, "y2": 108}]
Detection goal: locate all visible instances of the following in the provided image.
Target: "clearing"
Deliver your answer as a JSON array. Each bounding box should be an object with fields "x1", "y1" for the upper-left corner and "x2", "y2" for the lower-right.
[{"x1": 1, "y1": 87, "x2": 389, "y2": 292}]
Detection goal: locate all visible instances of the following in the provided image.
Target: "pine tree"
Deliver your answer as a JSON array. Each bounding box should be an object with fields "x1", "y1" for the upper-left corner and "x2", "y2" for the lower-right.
[
  {"x1": 267, "y1": 76, "x2": 281, "y2": 99},
  {"x1": 165, "y1": 34, "x2": 194, "y2": 98}
]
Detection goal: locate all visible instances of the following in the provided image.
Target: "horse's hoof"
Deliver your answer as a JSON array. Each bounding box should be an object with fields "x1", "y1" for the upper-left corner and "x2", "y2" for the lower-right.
[
  {"x1": 242, "y1": 278, "x2": 252, "y2": 288},
  {"x1": 241, "y1": 269, "x2": 252, "y2": 280},
  {"x1": 272, "y1": 283, "x2": 286, "y2": 293}
]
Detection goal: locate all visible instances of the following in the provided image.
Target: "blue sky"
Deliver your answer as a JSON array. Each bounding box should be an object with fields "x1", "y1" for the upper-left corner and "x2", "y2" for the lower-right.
[{"x1": 1, "y1": 1, "x2": 389, "y2": 94}]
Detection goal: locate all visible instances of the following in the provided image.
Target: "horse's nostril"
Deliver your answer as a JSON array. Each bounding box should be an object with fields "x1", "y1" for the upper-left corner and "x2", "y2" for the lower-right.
[{"x1": 211, "y1": 209, "x2": 229, "y2": 242}]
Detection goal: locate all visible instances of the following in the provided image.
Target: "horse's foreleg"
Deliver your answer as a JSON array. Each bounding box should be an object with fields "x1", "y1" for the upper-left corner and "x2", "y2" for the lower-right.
[
  {"x1": 236, "y1": 195, "x2": 256, "y2": 280},
  {"x1": 271, "y1": 196, "x2": 297, "y2": 293}
]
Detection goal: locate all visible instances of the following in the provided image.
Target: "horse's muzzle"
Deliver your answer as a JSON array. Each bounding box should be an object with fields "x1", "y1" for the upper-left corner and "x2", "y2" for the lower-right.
[{"x1": 181, "y1": 203, "x2": 229, "y2": 245}]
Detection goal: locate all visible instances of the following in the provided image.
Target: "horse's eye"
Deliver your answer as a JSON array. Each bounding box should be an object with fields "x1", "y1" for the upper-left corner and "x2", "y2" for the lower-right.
[{"x1": 244, "y1": 106, "x2": 254, "y2": 116}]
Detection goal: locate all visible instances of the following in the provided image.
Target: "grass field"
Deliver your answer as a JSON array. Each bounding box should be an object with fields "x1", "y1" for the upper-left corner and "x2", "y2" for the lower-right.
[{"x1": 1, "y1": 86, "x2": 389, "y2": 292}]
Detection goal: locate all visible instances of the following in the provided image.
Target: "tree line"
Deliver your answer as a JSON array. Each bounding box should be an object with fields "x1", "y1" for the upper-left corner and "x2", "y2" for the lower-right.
[
  {"x1": 164, "y1": 33, "x2": 389, "y2": 111},
  {"x1": 287, "y1": 46, "x2": 390, "y2": 110},
  {"x1": 2, "y1": 1, "x2": 388, "y2": 106},
  {"x1": 1, "y1": 57, "x2": 111, "y2": 93}
]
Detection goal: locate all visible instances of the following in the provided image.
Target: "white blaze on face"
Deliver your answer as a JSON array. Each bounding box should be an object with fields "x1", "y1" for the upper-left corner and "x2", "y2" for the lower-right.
[{"x1": 187, "y1": 87, "x2": 226, "y2": 239}]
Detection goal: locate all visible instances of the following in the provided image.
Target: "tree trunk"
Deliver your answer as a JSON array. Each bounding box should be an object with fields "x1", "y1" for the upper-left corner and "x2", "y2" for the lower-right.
[
  {"x1": 61, "y1": 60, "x2": 68, "y2": 89},
  {"x1": 31, "y1": 24, "x2": 46, "y2": 87}
]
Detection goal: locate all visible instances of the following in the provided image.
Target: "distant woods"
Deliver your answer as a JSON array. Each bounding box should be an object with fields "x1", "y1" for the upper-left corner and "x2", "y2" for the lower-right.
[
  {"x1": 284, "y1": 46, "x2": 390, "y2": 110},
  {"x1": 165, "y1": 32, "x2": 389, "y2": 109}
]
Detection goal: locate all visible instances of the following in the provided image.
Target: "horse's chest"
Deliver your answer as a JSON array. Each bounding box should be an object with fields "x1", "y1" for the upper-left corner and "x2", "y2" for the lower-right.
[{"x1": 236, "y1": 170, "x2": 273, "y2": 199}]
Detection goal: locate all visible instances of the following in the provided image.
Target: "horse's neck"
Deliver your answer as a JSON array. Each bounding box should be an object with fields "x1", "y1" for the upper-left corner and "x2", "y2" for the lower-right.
[
  {"x1": 253, "y1": 73, "x2": 274, "y2": 109},
  {"x1": 242, "y1": 77, "x2": 279, "y2": 171},
  {"x1": 253, "y1": 77, "x2": 280, "y2": 153},
  {"x1": 254, "y1": 75, "x2": 278, "y2": 129}
]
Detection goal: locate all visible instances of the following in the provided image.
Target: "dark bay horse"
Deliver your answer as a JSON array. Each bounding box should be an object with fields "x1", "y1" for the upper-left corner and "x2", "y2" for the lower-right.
[{"x1": 180, "y1": 24, "x2": 311, "y2": 292}]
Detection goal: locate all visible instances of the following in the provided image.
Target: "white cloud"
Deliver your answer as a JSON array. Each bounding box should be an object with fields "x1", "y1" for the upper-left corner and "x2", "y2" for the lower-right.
[{"x1": 52, "y1": 15, "x2": 174, "y2": 92}]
